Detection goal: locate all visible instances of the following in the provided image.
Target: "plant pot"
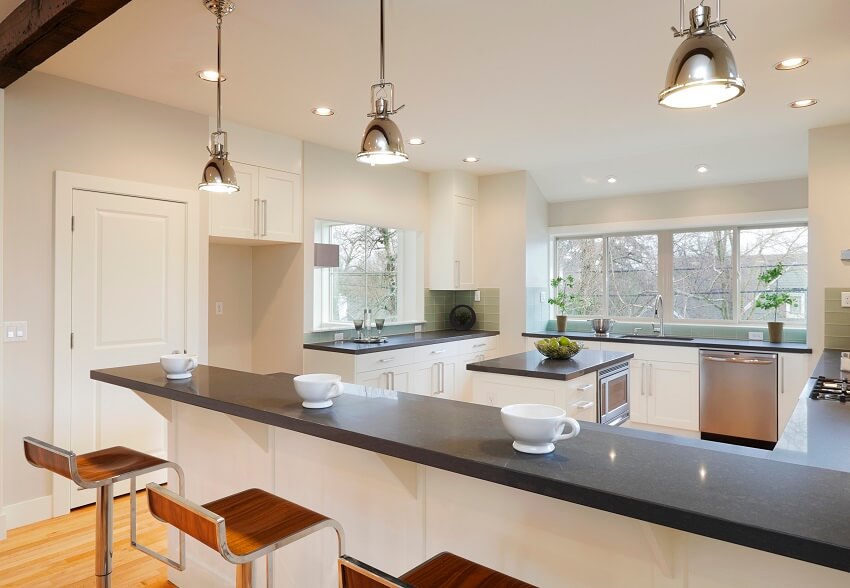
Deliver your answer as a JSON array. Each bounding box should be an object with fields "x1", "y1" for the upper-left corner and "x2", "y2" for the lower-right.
[
  {"x1": 555, "y1": 315, "x2": 567, "y2": 332},
  {"x1": 767, "y1": 321, "x2": 784, "y2": 343}
]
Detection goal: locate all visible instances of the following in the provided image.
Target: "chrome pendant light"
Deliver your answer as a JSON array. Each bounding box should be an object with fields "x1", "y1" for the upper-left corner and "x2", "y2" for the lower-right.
[
  {"x1": 199, "y1": 0, "x2": 239, "y2": 193},
  {"x1": 356, "y1": 0, "x2": 408, "y2": 165},
  {"x1": 659, "y1": 0, "x2": 744, "y2": 109}
]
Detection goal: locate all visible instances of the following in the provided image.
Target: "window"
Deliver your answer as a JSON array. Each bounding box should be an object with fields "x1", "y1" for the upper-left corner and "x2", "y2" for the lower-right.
[
  {"x1": 607, "y1": 234, "x2": 658, "y2": 318},
  {"x1": 555, "y1": 237, "x2": 603, "y2": 315},
  {"x1": 739, "y1": 226, "x2": 808, "y2": 322},
  {"x1": 554, "y1": 224, "x2": 807, "y2": 324},
  {"x1": 672, "y1": 230, "x2": 733, "y2": 320}
]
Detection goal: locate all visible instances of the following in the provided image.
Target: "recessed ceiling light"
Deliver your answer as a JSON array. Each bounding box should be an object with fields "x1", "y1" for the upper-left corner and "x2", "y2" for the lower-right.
[
  {"x1": 197, "y1": 70, "x2": 226, "y2": 82},
  {"x1": 775, "y1": 57, "x2": 809, "y2": 71},
  {"x1": 606, "y1": 176, "x2": 617, "y2": 184},
  {"x1": 697, "y1": 164, "x2": 709, "y2": 173},
  {"x1": 311, "y1": 107, "x2": 334, "y2": 116},
  {"x1": 408, "y1": 137, "x2": 425, "y2": 145},
  {"x1": 463, "y1": 157, "x2": 480, "y2": 163},
  {"x1": 789, "y1": 98, "x2": 818, "y2": 108}
]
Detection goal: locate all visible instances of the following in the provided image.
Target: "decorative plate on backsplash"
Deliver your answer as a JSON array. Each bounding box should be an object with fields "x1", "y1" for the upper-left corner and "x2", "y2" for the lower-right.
[{"x1": 449, "y1": 304, "x2": 477, "y2": 331}]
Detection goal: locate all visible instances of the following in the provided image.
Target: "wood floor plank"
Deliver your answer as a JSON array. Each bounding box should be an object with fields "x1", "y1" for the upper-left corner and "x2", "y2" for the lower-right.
[{"x1": 0, "y1": 490, "x2": 174, "y2": 587}]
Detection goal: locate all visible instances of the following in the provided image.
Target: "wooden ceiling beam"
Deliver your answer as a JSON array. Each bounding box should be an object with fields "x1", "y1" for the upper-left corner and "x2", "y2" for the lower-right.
[{"x1": 0, "y1": 0, "x2": 133, "y2": 88}]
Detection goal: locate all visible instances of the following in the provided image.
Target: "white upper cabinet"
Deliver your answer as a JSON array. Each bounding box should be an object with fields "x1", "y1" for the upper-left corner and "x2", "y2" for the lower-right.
[
  {"x1": 429, "y1": 171, "x2": 478, "y2": 290},
  {"x1": 207, "y1": 120, "x2": 303, "y2": 244}
]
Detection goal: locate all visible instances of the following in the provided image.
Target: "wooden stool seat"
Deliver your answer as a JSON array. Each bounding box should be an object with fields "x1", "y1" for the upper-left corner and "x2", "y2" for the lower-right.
[
  {"x1": 147, "y1": 484, "x2": 344, "y2": 587},
  {"x1": 401, "y1": 552, "x2": 535, "y2": 587},
  {"x1": 339, "y1": 552, "x2": 536, "y2": 588},
  {"x1": 203, "y1": 488, "x2": 331, "y2": 558},
  {"x1": 75, "y1": 446, "x2": 170, "y2": 485}
]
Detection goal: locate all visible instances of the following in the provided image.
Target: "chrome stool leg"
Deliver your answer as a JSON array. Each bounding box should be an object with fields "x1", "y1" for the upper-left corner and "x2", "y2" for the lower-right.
[
  {"x1": 95, "y1": 484, "x2": 113, "y2": 588},
  {"x1": 130, "y1": 462, "x2": 186, "y2": 571}
]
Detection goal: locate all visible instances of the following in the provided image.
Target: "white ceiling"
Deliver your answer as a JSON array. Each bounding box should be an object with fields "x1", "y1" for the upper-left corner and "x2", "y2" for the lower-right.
[{"x1": 31, "y1": 0, "x2": 850, "y2": 201}]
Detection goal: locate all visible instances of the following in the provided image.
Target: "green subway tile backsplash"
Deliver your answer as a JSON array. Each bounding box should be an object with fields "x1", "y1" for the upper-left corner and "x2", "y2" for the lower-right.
[{"x1": 424, "y1": 288, "x2": 500, "y2": 332}]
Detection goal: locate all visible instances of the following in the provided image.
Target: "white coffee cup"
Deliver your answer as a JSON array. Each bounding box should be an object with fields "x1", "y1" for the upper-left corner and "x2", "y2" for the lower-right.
[
  {"x1": 293, "y1": 373, "x2": 345, "y2": 409},
  {"x1": 160, "y1": 354, "x2": 198, "y2": 380},
  {"x1": 500, "y1": 404, "x2": 581, "y2": 454}
]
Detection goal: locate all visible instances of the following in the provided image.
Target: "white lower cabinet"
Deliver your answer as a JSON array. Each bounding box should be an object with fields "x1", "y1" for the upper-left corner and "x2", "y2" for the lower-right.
[
  {"x1": 471, "y1": 371, "x2": 598, "y2": 423},
  {"x1": 413, "y1": 359, "x2": 458, "y2": 400},
  {"x1": 355, "y1": 366, "x2": 412, "y2": 393},
  {"x1": 646, "y1": 361, "x2": 700, "y2": 430}
]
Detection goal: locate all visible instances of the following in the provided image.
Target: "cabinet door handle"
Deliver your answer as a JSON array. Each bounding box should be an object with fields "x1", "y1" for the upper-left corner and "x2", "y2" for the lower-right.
[
  {"x1": 648, "y1": 363, "x2": 653, "y2": 396},
  {"x1": 576, "y1": 383, "x2": 592, "y2": 392},
  {"x1": 254, "y1": 199, "x2": 260, "y2": 237},
  {"x1": 572, "y1": 400, "x2": 594, "y2": 410},
  {"x1": 387, "y1": 371, "x2": 395, "y2": 389},
  {"x1": 641, "y1": 363, "x2": 646, "y2": 396},
  {"x1": 261, "y1": 199, "x2": 268, "y2": 236},
  {"x1": 779, "y1": 356, "x2": 785, "y2": 394},
  {"x1": 437, "y1": 362, "x2": 445, "y2": 394},
  {"x1": 454, "y1": 260, "x2": 460, "y2": 288}
]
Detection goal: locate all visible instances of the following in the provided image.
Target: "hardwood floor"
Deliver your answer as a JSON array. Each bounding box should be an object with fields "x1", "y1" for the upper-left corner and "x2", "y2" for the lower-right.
[{"x1": 0, "y1": 490, "x2": 173, "y2": 587}]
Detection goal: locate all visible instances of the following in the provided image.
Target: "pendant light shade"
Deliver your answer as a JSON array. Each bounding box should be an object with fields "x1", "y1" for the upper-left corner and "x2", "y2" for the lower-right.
[
  {"x1": 659, "y1": 2, "x2": 744, "y2": 109},
  {"x1": 199, "y1": 0, "x2": 239, "y2": 193},
  {"x1": 357, "y1": 0, "x2": 408, "y2": 165}
]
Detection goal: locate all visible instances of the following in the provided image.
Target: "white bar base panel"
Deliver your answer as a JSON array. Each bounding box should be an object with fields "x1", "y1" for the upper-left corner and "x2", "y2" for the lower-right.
[
  {"x1": 3, "y1": 495, "x2": 52, "y2": 531},
  {"x1": 166, "y1": 402, "x2": 848, "y2": 588}
]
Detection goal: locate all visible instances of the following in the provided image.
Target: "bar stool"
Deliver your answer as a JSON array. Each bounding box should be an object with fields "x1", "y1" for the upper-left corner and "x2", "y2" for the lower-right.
[
  {"x1": 146, "y1": 483, "x2": 345, "y2": 588},
  {"x1": 22, "y1": 437, "x2": 185, "y2": 587},
  {"x1": 339, "y1": 552, "x2": 536, "y2": 587}
]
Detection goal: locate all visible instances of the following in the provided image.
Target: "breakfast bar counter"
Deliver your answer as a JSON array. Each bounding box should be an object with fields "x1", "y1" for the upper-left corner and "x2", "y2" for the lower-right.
[{"x1": 92, "y1": 363, "x2": 850, "y2": 586}]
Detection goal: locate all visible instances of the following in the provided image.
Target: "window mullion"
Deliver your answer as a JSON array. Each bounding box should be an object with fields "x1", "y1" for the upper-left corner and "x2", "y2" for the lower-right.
[{"x1": 733, "y1": 226, "x2": 740, "y2": 323}]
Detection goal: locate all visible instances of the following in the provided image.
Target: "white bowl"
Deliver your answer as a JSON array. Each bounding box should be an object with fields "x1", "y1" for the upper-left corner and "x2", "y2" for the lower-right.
[
  {"x1": 293, "y1": 373, "x2": 344, "y2": 409},
  {"x1": 500, "y1": 404, "x2": 581, "y2": 454}
]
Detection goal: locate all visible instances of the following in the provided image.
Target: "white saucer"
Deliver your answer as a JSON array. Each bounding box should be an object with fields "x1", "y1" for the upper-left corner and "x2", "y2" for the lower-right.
[
  {"x1": 512, "y1": 441, "x2": 555, "y2": 454},
  {"x1": 166, "y1": 372, "x2": 193, "y2": 380},
  {"x1": 302, "y1": 399, "x2": 333, "y2": 409}
]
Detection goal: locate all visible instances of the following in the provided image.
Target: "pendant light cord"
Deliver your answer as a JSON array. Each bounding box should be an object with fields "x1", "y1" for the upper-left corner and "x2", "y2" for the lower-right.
[
  {"x1": 216, "y1": 16, "x2": 223, "y2": 135},
  {"x1": 379, "y1": 0, "x2": 385, "y2": 83}
]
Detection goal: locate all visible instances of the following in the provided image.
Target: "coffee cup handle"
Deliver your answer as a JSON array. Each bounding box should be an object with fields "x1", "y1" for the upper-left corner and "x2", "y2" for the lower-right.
[
  {"x1": 187, "y1": 357, "x2": 198, "y2": 372},
  {"x1": 330, "y1": 381, "x2": 344, "y2": 398},
  {"x1": 555, "y1": 417, "x2": 581, "y2": 441}
]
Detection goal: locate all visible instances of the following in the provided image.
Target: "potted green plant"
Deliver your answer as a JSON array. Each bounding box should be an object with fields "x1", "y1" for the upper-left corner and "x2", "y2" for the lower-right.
[
  {"x1": 548, "y1": 275, "x2": 576, "y2": 332},
  {"x1": 754, "y1": 262, "x2": 797, "y2": 343}
]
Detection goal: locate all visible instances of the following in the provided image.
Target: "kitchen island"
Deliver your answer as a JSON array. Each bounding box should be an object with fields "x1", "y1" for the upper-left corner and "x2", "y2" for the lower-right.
[{"x1": 92, "y1": 363, "x2": 850, "y2": 588}]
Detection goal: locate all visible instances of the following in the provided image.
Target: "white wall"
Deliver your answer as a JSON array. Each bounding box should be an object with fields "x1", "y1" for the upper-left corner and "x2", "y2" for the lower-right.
[
  {"x1": 301, "y1": 142, "x2": 429, "y2": 334},
  {"x1": 525, "y1": 174, "x2": 550, "y2": 332},
  {"x1": 208, "y1": 245, "x2": 254, "y2": 371},
  {"x1": 548, "y1": 178, "x2": 807, "y2": 227},
  {"x1": 808, "y1": 124, "x2": 850, "y2": 361},
  {"x1": 478, "y1": 172, "x2": 529, "y2": 353},
  {"x1": 0, "y1": 88, "x2": 5, "y2": 539},
  {"x1": 2, "y1": 73, "x2": 209, "y2": 521}
]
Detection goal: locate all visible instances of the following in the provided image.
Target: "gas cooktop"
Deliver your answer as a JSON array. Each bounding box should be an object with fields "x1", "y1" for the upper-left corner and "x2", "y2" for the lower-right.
[{"x1": 810, "y1": 376, "x2": 850, "y2": 401}]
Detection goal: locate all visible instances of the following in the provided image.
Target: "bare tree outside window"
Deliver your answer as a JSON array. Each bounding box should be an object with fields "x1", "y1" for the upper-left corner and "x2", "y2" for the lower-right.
[
  {"x1": 329, "y1": 223, "x2": 399, "y2": 323},
  {"x1": 607, "y1": 234, "x2": 658, "y2": 318},
  {"x1": 739, "y1": 226, "x2": 807, "y2": 321},
  {"x1": 555, "y1": 238, "x2": 604, "y2": 315},
  {"x1": 673, "y1": 230, "x2": 733, "y2": 320}
]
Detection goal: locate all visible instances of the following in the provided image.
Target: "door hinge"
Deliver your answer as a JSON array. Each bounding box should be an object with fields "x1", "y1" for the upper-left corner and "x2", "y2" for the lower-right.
[
  {"x1": 71, "y1": 216, "x2": 75, "y2": 232},
  {"x1": 70, "y1": 332, "x2": 74, "y2": 349}
]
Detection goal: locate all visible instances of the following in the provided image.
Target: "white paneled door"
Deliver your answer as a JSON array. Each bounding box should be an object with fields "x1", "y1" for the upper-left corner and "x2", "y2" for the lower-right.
[{"x1": 69, "y1": 190, "x2": 187, "y2": 508}]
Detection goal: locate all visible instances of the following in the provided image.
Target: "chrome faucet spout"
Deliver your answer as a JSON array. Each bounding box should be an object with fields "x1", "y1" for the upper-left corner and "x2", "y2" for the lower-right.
[{"x1": 653, "y1": 295, "x2": 664, "y2": 337}]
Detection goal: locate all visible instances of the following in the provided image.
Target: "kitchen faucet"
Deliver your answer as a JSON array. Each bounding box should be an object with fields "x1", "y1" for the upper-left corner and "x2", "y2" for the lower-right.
[{"x1": 653, "y1": 295, "x2": 664, "y2": 337}]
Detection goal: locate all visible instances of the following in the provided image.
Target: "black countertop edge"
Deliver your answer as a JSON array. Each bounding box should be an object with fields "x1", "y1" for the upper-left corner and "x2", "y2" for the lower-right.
[
  {"x1": 304, "y1": 330, "x2": 500, "y2": 355},
  {"x1": 92, "y1": 364, "x2": 850, "y2": 574},
  {"x1": 466, "y1": 350, "x2": 634, "y2": 381},
  {"x1": 522, "y1": 331, "x2": 812, "y2": 354}
]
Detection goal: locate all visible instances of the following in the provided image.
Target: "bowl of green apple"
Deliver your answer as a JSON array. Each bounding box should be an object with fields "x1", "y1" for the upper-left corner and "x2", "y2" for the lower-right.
[{"x1": 534, "y1": 337, "x2": 583, "y2": 360}]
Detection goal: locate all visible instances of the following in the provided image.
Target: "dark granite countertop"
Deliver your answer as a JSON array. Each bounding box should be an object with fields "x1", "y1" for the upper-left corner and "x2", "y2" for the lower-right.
[
  {"x1": 523, "y1": 330, "x2": 812, "y2": 354},
  {"x1": 466, "y1": 350, "x2": 633, "y2": 381},
  {"x1": 810, "y1": 348, "x2": 848, "y2": 380},
  {"x1": 304, "y1": 329, "x2": 500, "y2": 354},
  {"x1": 94, "y1": 363, "x2": 850, "y2": 573}
]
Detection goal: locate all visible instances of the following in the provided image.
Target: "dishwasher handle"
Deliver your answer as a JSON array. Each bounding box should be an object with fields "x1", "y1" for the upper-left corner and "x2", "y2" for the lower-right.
[{"x1": 702, "y1": 356, "x2": 774, "y2": 365}]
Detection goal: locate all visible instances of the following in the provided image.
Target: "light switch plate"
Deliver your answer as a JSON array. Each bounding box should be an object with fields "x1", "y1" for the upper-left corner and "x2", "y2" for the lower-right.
[
  {"x1": 3, "y1": 321, "x2": 27, "y2": 342},
  {"x1": 474, "y1": 290, "x2": 481, "y2": 302},
  {"x1": 414, "y1": 324, "x2": 423, "y2": 333},
  {"x1": 748, "y1": 331, "x2": 764, "y2": 341},
  {"x1": 334, "y1": 332, "x2": 344, "y2": 342},
  {"x1": 539, "y1": 291, "x2": 546, "y2": 303},
  {"x1": 842, "y1": 292, "x2": 850, "y2": 308},
  {"x1": 215, "y1": 301, "x2": 224, "y2": 315}
]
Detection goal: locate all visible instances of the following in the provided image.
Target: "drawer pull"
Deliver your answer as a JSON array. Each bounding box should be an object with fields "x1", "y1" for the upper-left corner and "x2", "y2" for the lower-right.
[
  {"x1": 431, "y1": 349, "x2": 447, "y2": 355},
  {"x1": 576, "y1": 384, "x2": 592, "y2": 391},
  {"x1": 378, "y1": 358, "x2": 395, "y2": 363},
  {"x1": 473, "y1": 343, "x2": 487, "y2": 348},
  {"x1": 572, "y1": 400, "x2": 594, "y2": 410}
]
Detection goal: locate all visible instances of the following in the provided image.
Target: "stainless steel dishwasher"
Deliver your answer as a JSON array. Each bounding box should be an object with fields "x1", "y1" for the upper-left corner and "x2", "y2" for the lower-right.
[{"x1": 699, "y1": 349, "x2": 778, "y2": 448}]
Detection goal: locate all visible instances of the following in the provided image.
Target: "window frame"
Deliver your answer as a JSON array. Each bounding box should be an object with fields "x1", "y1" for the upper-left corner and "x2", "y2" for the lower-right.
[{"x1": 553, "y1": 222, "x2": 808, "y2": 326}]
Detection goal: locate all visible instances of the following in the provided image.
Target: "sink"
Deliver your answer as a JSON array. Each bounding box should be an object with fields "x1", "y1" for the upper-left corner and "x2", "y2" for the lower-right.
[{"x1": 617, "y1": 334, "x2": 695, "y2": 341}]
